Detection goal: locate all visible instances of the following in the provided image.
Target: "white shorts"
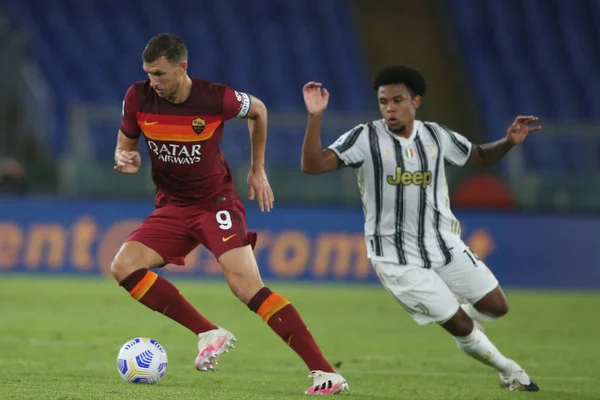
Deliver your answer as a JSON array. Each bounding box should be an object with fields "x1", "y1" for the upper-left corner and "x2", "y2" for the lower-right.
[{"x1": 372, "y1": 248, "x2": 499, "y2": 326}]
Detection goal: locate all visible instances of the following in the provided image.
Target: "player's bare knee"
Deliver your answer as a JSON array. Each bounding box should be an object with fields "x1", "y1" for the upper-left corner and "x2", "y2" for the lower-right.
[
  {"x1": 489, "y1": 300, "x2": 509, "y2": 318},
  {"x1": 475, "y1": 288, "x2": 510, "y2": 318},
  {"x1": 219, "y1": 246, "x2": 265, "y2": 304},
  {"x1": 111, "y1": 246, "x2": 143, "y2": 282},
  {"x1": 110, "y1": 254, "x2": 137, "y2": 282},
  {"x1": 111, "y1": 241, "x2": 165, "y2": 282}
]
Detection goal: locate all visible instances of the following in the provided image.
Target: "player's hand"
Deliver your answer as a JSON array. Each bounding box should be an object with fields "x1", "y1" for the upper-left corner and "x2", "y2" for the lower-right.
[
  {"x1": 247, "y1": 166, "x2": 274, "y2": 212},
  {"x1": 506, "y1": 116, "x2": 542, "y2": 146},
  {"x1": 303, "y1": 82, "x2": 329, "y2": 116},
  {"x1": 114, "y1": 150, "x2": 141, "y2": 174}
]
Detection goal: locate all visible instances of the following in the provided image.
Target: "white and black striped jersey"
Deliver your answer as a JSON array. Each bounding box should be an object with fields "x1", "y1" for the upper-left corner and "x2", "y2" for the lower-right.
[{"x1": 328, "y1": 119, "x2": 472, "y2": 268}]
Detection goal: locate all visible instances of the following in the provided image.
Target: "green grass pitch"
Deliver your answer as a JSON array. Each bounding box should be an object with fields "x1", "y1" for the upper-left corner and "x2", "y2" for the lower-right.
[{"x1": 0, "y1": 276, "x2": 598, "y2": 399}]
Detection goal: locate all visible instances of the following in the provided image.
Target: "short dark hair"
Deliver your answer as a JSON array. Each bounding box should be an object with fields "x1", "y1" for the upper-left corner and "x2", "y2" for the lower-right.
[
  {"x1": 142, "y1": 33, "x2": 188, "y2": 64},
  {"x1": 372, "y1": 65, "x2": 427, "y2": 98}
]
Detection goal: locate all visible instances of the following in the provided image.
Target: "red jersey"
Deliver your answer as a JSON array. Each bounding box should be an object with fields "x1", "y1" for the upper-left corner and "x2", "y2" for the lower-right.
[{"x1": 120, "y1": 78, "x2": 251, "y2": 207}]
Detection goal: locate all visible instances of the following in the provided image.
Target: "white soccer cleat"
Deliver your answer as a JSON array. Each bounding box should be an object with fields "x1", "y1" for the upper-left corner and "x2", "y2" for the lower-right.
[
  {"x1": 304, "y1": 370, "x2": 349, "y2": 395},
  {"x1": 194, "y1": 326, "x2": 236, "y2": 371},
  {"x1": 498, "y1": 362, "x2": 540, "y2": 392}
]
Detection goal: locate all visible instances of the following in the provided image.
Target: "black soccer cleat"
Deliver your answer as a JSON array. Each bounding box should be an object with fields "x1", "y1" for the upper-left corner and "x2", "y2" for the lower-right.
[
  {"x1": 520, "y1": 380, "x2": 540, "y2": 392},
  {"x1": 499, "y1": 373, "x2": 541, "y2": 392}
]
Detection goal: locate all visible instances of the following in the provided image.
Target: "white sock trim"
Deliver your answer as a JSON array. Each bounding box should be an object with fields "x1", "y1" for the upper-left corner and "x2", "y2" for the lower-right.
[
  {"x1": 454, "y1": 325, "x2": 478, "y2": 344},
  {"x1": 461, "y1": 303, "x2": 500, "y2": 322}
]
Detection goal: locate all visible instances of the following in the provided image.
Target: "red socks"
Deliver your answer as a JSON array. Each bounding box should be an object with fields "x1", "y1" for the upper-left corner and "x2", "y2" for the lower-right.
[
  {"x1": 120, "y1": 269, "x2": 217, "y2": 335},
  {"x1": 120, "y1": 270, "x2": 334, "y2": 373},
  {"x1": 248, "y1": 287, "x2": 334, "y2": 372}
]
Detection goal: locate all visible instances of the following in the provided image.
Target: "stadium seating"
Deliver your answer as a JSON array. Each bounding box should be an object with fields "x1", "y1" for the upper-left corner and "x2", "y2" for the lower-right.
[
  {"x1": 445, "y1": 0, "x2": 600, "y2": 175},
  {"x1": 2, "y1": 0, "x2": 371, "y2": 158},
  {"x1": 6, "y1": 0, "x2": 600, "y2": 177}
]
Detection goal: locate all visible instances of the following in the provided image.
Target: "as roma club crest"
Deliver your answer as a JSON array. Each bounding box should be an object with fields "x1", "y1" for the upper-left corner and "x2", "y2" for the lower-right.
[{"x1": 191, "y1": 117, "x2": 206, "y2": 134}]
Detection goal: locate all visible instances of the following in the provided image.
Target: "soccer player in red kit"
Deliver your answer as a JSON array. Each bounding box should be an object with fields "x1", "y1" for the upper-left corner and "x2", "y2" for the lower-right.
[{"x1": 111, "y1": 34, "x2": 348, "y2": 395}]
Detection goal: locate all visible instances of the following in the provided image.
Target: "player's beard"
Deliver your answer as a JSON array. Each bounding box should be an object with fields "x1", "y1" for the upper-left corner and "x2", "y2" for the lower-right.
[
  {"x1": 163, "y1": 86, "x2": 179, "y2": 102},
  {"x1": 389, "y1": 124, "x2": 407, "y2": 134},
  {"x1": 161, "y1": 81, "x2": 181, "y2": 102}
]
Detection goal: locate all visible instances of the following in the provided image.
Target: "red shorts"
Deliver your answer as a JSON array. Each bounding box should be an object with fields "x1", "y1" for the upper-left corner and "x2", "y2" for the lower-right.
[{"x1": 126, "y1": 198, "x2": 257, "y2": 266}]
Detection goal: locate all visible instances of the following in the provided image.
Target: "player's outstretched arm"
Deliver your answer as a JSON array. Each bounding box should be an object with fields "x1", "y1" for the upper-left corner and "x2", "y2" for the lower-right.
[
  {"x1": 245, "y1": 96, "x2": 274, "y2": 212},
  {"x1": 301, "y1": 82, "x2": 341, "y2": 174},
  {"x1": 114, "y1": 130, "x2": 141, "y2": 174},
  {"x1": 468, "y1": 115, "x2": 541, "y2": 167}
]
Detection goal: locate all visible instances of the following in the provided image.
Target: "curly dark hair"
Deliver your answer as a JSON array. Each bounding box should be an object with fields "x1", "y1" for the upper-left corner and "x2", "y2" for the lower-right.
[{"x1": 372, "y1": 65, "x2": 427, "y2": 98}]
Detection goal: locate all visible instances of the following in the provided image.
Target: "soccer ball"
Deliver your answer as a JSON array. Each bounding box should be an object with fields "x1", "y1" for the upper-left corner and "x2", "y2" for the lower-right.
[{"x1": 116, "y1": 337, "x2": 168, "y2": 384}]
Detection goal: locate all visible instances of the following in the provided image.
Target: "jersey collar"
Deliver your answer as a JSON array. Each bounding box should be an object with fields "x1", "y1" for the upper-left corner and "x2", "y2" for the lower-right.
[{"x1": 383, "y1": 119, "x2": 422, "y2": 145}]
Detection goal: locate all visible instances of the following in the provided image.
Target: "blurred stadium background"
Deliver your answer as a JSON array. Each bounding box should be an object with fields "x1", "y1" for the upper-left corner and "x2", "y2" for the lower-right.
[
  {"x1": 0, "y1": 1, "x2": 599, "y2": 398},
  {"x1": 1, "y1": 0, "x2": 599, "y2": 284}
]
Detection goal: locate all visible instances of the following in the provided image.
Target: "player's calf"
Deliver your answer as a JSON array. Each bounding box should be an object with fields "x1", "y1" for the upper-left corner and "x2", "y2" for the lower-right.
[
  {"x1": 219, "y1": 246, "x2": 337, "y2": 374},
  {"x1": 445, "y1": 308, "x2": 539, "y2": 390},
  {"x1": 114, "y1": 241, "x2": 218, "y2": 338},
  {"x1": 218, "y1": 246, "x2": 265, "y2": 303},
  {"x1": 440, "y1": 307, "x2": 476, "y2": 337},
  {"x1": 246, "y1": 286, "x2": 336, "y2": 373}
]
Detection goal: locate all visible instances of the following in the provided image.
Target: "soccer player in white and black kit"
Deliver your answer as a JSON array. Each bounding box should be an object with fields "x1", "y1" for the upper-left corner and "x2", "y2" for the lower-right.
[{"x1": 300, "y1": 65, "x2": 541, "y2": 392}]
